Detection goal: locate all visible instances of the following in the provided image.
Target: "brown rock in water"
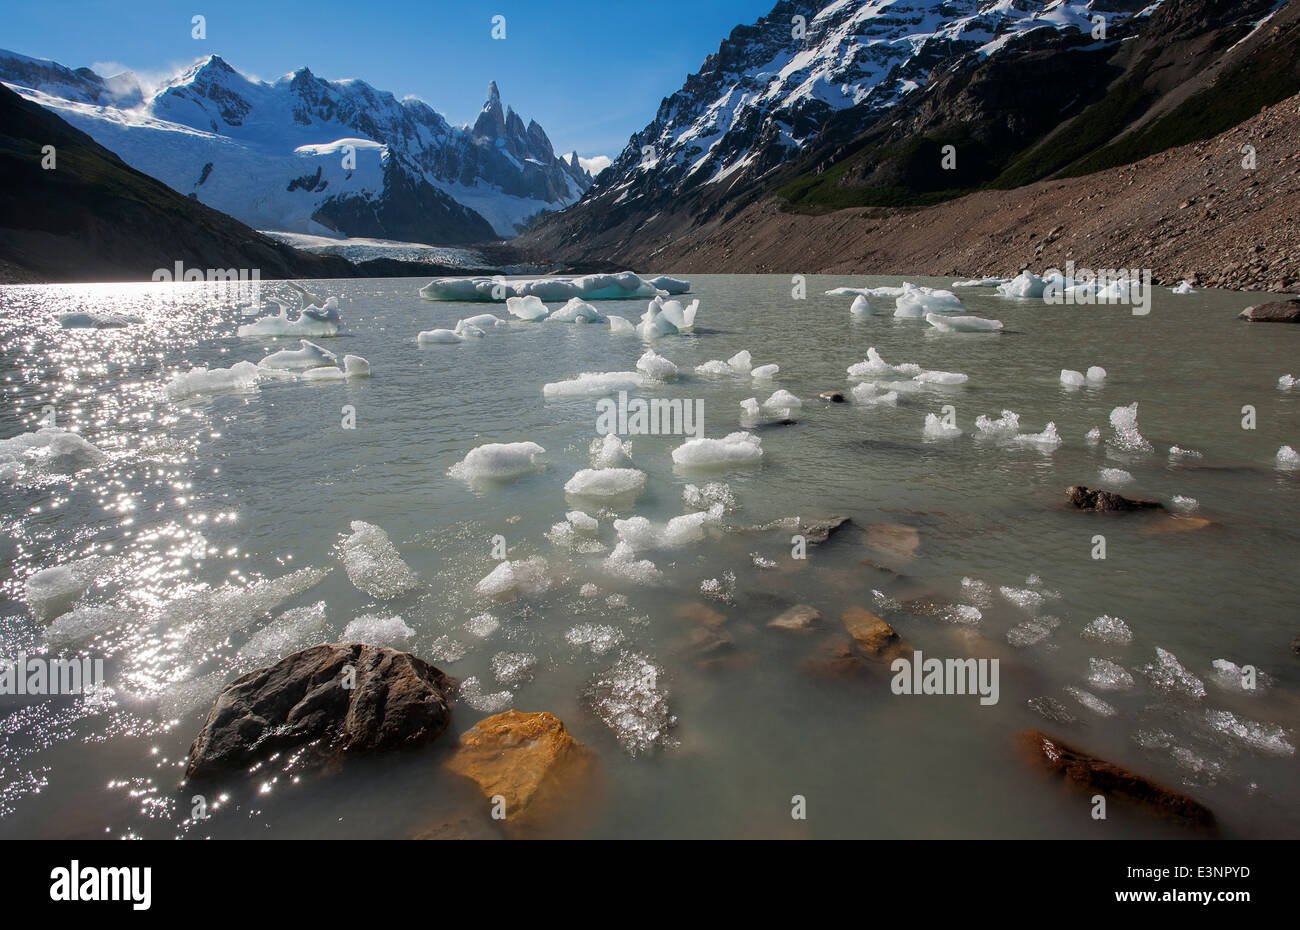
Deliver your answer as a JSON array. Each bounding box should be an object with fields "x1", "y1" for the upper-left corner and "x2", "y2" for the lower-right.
[
  {"x1": 1140, "y1": 514, "x2": 1213, "y2": 535},
  {"x1": 444, "y1": 710, "x2": 595, "y2": 835},
  {"x1": 673, "y1": 602, "x2": 727, "y2": 629},
  {"x1": 799, "y1": 636, "x2": 873, "y2": 682},
  {"x1": 842, "y1": 607, "x2": 909, "y2": 660},
  {"x1": 1291, "y1": 635, "x2": 1300, "y2": 656},
  {"x1": 1066, "y1": 485, "x2": 1164, "y2": 512},
  {"x1": 1238, "y1": 299, "x2": 1300, "y2": 322},
  {"x1": 186, "y1": 643, "x2": 455, "y2": 779},
  {"x1": 801, "y1": 516, "x2": 853, "y2": 544},
  {"x1": 769, "y1": 604, "x2": 822, "y2": 632},
  {"x1": 865, "y1": 523, "x2": 921, "y2": 562},
  {"x1": 1016, "y1": 729, "x2": 1215, "y2": 829}
]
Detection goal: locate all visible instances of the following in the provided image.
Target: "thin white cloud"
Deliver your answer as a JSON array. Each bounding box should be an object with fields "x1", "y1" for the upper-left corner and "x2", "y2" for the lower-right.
[{"x1": 578, "y1": 155, "x2": 612, "y2": 176}]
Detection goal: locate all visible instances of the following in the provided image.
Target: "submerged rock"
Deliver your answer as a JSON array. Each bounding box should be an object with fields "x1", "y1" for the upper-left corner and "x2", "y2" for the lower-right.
[
  {"x1": 1139, "y1": 514, "x2": 1212, "y2": 534},
  {"x1": 865, "y1": 523, "x2": 920, "y2": 563},
  {"x1": 1066, "y1": 486, "x2": 1163, "y2": 512},
  {"x1": 799, "y1": 636, "x2": 874, "y2": 682},
  {"x1": 1016, "y1": 729, "x2": 1214, "y2": 829},
  {"x1": 842, "y1": 606, "x2": 909, "y2": 660},
  {"x1": 769, "y1": 604, "x2": 822, "y2": 633},
  {"x1": 1238, "y1": 299, "x2": 1300, "y2": 323},
  {"x1": 186, "y1": 643, "x2": 455, "y2": 779},
  {"x1": 444, "y1": 710, "x2": 594, "y2": 835},
  {"x1": 801, "y1": 516, "x2": 852, "y2": 545}
]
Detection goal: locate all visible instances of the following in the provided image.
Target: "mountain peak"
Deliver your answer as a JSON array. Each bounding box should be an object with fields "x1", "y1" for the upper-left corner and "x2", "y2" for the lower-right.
[{"x1": 485, "y1": 81, "x2": 501, "y2": 108}]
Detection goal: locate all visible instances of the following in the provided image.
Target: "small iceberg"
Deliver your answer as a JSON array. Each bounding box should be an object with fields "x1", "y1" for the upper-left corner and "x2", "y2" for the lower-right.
[
  {"x1": 591, "y1": 433, "x2": 634, "y2": 468},
  {"x1": 636, "y1": 349, "x2": 679, "y2": 382},
  {"x1": 923, "y1": 413, "x2": 962, "y2": 440},
  {"x1": 925, "y1": 312, "x2": 1002, "y2": 333},
  {"x1": 449, "y1": 442, "x2": 546, "y2": 483},
  {"x1": 996, "y1": 272, "x2": 1047, "y2": 299},
  {"x1": 302, "y1": 355, "x2": 371, "y2": 381},
  {"x1": 164, "y1": 360, "x2": 263, "y2": 400},
  {"x1": 340, "y1": 521, "x2": 420, "y2": 599},
  {"x1": 637, "y1": 296, "x2": 700, "y2": 338},
  {"x1": 238, "y1": 297, "x2": 341, "y2": 337},
  {"x1": 564, "y1": 467, "x2": 648, "y2": 499},
  {"x1": 850, "y1": 295, "x2": 881, "y2": 316},
  {"x1": 894, "y1": 283, "x2": 966, "y2": 317},
  {"x1": 543, "y1": 371, "x2": 644, "y2": 397},
  {"x1": 548, "y1": 298, "x2": 607, "y2": 323},
  {"x1": 259, "y1": 339, "x2": 338, "y2": 370},
  {"x1": 671, "y1": 432, "x2": 762, "y2": 469},
  {"x1": 505, "y1": 295, "x2": 550, "y2": 321},
  {"x1": 1171, "y1": 281, "x2": 1197, "y2": 294}
]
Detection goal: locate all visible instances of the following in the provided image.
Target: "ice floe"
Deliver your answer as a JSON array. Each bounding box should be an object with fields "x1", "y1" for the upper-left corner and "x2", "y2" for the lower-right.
[
  {"x1": 637, "y1": 296, "x2": 699, "y2": 338},
  {"x1": 671, "y1": 431, "x2": 762, "y2": 469},
  {"x1": 613, "y1": 507, "x2": 722, "y2": 551},
  {"x1": 25, "y1": 556, "x2": 109, "y2": 623},
  {"x1": 548, "y1": 298, "x2": 607, "y2": 323},
  {"x1": 602, "y1": 541, "x2": 663, "y2": 585},
  {"x1": 893, "y1": 283, "x2": 966, "y2": 317},
  {"x1": 303, "y1": 354, "x2": 371, "y2": 381},
  {"x1": 258, "y1": 339, "x2": 338, "y2": 371},
  {"x1": 583, "y1": 651, "x2": 675, "y2": 755},
  {"x1": 850, "y1": 295, "x2": 881, "y2": 315},
  {"x1": 1171, "y1": 281, "x2": 1197, "y2": 294},
  {"x1": 340, "y1": 521, "x2": 419, "y2": 599},
  {"x1": 1277, "y1": 445, "x2": 1300, "y2": 470},
  {"x1": 996, "y1": 272, "x2": 1047, "y2": 298},
  {"x1": 566, "y1": 623, "x2": 626, "y2": 656},
  {"x1": 238, "y1": 297, "x2": 341, "y2": 337},
  {"x1": 1081, "y1": 615, "x2": 1133, "y2": 645},
  {"x1": 342, "y1": 613, "x2": 414, "y2": 648},
  {"x1": 1108, "y1": 402, "x2": 1153, "y2": 454},
  {"x1": 850, "y1": 382, "x2": 899, "y2": 406},
  {"x1": 1099, "y1": 467, "x2": 1134, "y2": 485},
  {"x1": 923, "y1": 413, "x2": 963, "y2": 439},
  {"x1": 925, "y1": 313, "x2": 1002, "y2": 333},
  {"x1": 449, "y1": 441, "x2": 546, "y2": 483},
  {"x1": 636, "y1": 348, "x2": 678, "y2": 381},
  {"x1": 491, "y1": 651, "x2": 537, "y2": 686},
  {"x1": 1088, "y1": 657, "x2": 1135, "y2": 691},
  {"x1": 1279, "y1": 374, "x2": 1295, "y2": 391},
  {"x1": 505, "y1": 295, "x2": 550, "y2": 321},
  {"x1": 0, "y1": 428, "x2": 108, "y2": 479},
  {"x1": 475, "y1": 557, "x2": 551, "y2": 599},
  {"x1": 419, "y1": 272, "x2": 674, "y2": 302},
  {"x1": 683, "y1": 481, "x2": 736, "y2": 512},
  {"x1": 164, "y1": 361, "x2": 263, "y2": 400},
  {"x1": 564, "y1": 467, "x2": 647, "y2": 499},
  {"x1": 1143, "y1": 647, "x2": 1206, "y2": 699},
  {"x1": 237, "y1": 602, "x2": 331, "y2": 669},
  {"x1": 1204, "y1": 709, "x2": 1294, "y2": 756},
  {"x1": 459, "y1": 676, "x2": 513, "y2": 713},
  {"x1": 590, "y1": 434, "x2": 634, "y2": 468},
  {"x1": 543, "y1": 371, "x2": 644, "y2": 397}
]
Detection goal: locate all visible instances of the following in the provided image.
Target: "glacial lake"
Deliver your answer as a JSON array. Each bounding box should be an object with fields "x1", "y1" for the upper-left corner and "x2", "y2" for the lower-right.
[{"x1": 0, "y1": 274, "x2": 1297, "y2": 839}]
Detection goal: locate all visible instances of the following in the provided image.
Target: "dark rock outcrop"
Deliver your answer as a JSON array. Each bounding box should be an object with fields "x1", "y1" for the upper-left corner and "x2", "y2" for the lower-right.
[
  {"x1": 186, "y1": 643, "x2": 455, "y2": 779},
  {"x1": 1016, "y1": 729, "x2": 1215, "y2": 829},
  {"x1": 1239, "y1": 299, "x2": 1300, "y2": 323},
  {"x1": 1066, "y1": 485, "x2": 1164, "y2": 512},
  {"x1": 801, "y1": 516, "x2": 852, "y2": 545}
]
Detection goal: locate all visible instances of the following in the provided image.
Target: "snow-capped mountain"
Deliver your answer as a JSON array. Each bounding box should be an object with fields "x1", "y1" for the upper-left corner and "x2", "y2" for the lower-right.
[
  {"x1": 0, "y1": 50, "x2": 594, "y2": 243},
  {"x1": 535, "y1": 0, "x2": 1155, "y2": 237}
]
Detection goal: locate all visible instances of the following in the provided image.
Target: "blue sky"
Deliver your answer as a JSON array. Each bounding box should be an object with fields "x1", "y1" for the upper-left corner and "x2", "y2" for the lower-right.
[{"x1": 3, "y1": 0, "x2": 777, "y2": 165}]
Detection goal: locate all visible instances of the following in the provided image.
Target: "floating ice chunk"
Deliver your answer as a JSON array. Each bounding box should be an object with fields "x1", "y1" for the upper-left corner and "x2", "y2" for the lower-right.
[
  {"x1": 636, "y1": 348, "x2": 678, "y2": 381},
  {"x1": 238, "y1": 298, "x2": 341, "y2": 337},
  {"x1": 1210, "y1": 659, "x2": 1269, "y2": 692},
  {"x1": 1082, "y1": 615, "x2": 1133, "y2": 645},
  {"x1": 566, "y1": 623, "x2": 625, "y2": 656},
  {"x1": 58, "y1": 311, "x2": 142, "y2": 328},
  {"x1": 825, "y1": 285, "x2": 907, "y2": 298},
  {"x1": 960, "y1": 577, "x2": 994, "y2": 607},
  {"x1": 646, "y1": 275, "x2": 691, "y2": 295},
  {"x1": 548, "y1": 298, "x2": 607, "y2": 323},
  {"x1": 343, "y1": 355, "x2": 370, "y2": 378},
  {"x1": 159, "y1": 566, "x2": 329, "y2": 648},
  {"x1": 975, "y1": 410, "x2": 1021, "y2": 440},
  {"x1": 460, "y1": 676, "x2": 513, "y2": 713},
  {"x1": 1204, "y1": 709, "x2": 1294, "y2": 756},
  {"x1": 583, "y1": 652, "x2": 675, "y2": 755},
  {"x1": 591, "y1": 433, "x2": 634, "y2": 468},
  {"x1": 847, "y1": 348, "x2": 921, "y2": 380},
  {"x1": 1084, "y1": 427, "x2": 1101, "y2": 445},
  {"x1": 763, "y1": 389, "x2": 802, "y2": 413},
  {"x1": 565, "y1": 467, "x2": 647, "y2": 499},
  {"x1": 727, "y1": 350, "x2": 753, "y2": 373},
  {"x1": 1143, "y1": 647, "x2": 1206, "y2": 699},
  {"x1": 923, "y1": 413, "x2": 962, "y2": 439},
  {"x1": 340, "y1": 521, "x2": 419, "y2": 599},
  {"x1": 566, "y1": 511, "x2": 599, "y2": 534},
  {"x1": 1171, "y1": 281, "x2": 1197, "y2": 294},
  {"x1": 751, "y1": 364, "x2": 779, "y2": 380},
  {"x1": 543, "y1": 371, "x2": 643, "y2": 397},
  {"x1": 602, "y1": 541, "x2": 663, "y2": 584},
  {"x1": 0, "y1": 428, "x2": 108, "y2": 481},
  {"x1": 1007, "y1": 615, "x2": 1060, "y2": 647},
  {"x1": 1086, "y1": 366, "x2": 1107, "y2": 383},
  {"x1": 342, "y1": 613, "x2": 414, "y2": 648},
  {"x1": 491, "y1": 651, "x2": 537, "y2": 686},
  {"x1": 850, "y1": 295, "x2": 880, "y2": 315},
  {"x1": 894, "y1": 283, "x2": 965, "y2": 317},
  {"x1": 926, "y1": 312, "x2": 1002, "y2": 332},
  {"x1": 475, "y1": 557, "x2": 551, "y2": 599},
  {"x1": 1065, "y1": 686, "x2": 1117, "y2": 717},
  {"x1": 1109, "y1": 402, "x2": 1153, "y2": 453},
  {"x1": 45, "y1": 605, "x2": 135, "y2": 648},
  {"x1": 614, "y1": 507, "x2": 721, "y2": 551},
  {"x1": 607, "y1": 314, "x2": 635, "y2": 334},
  {"x1": 637, "y1": 298, "x2": 680, "y2": 338},
  {"x1": 1088, "y1": 657, "x2": 1135, "y2": 691},
  {"x1": 683, "y1": 482, "x2": 736, "y2": 512},
  {"x1": 850, "y1": 382, "x2": 899, "y2": 406},
  {"x1": 671, "y1": 431, "x2": 762, "y2": 469},
  {"x1": 1168, "y1": 445, "x2": 1202, "y2": 460},
  {"x1": 419, "y1": 272, "x2": 667, "y2": 303},
  {"x1": 164, "y1": 361, "x2": 262, "y2": 400},
  {"x1": 237, "y1": 602, "x2": 331, "y2": 668},
  {"x1": 740, "y1": 397, "x2": 760, "y2": 418},
  {"x1": 505, "y1": 295, "x2": 550, "y2": 321},
  {"x1": 1279, "y1": 374, "x2": 1296, "y2": 391},
  {"x1": 1099, "y1": 467, "x2": 1134, "y2": 485},
  {"x1": 657, "y1": 298, "x2": 699, "y2": 332},
  {"x1": 1170, "y1": 495, "x2": 1199, "y2": 513},
  {"x1": 913, "y1": 370, "x2": 967, "y2": 385},
  {"x1": 449, "y1": 441, "x2": 546, "y2": 483},
  {"x1": 25, "y1": 557, "x2": 108, "y2": 623},
  {"x1": 952, "y1": 277, "x2": 1009, "y2": 287},
  {"x1": 997, "y1": 272, "x2": 1046, "y2": 298},
  {"x1": 1277, "y1": 445, "x2": 1300, "y2": 470},
  {"x1": 417, "y1": 328, "x2": 464, "y2": 344},
  {"x1": 1011, "y1": 422, "x2": 1061, "y2": 449},
  {"x1": 258, "y1": 339, "x2": 338, "y2": 370},
  {"x1": 1060, "y1": 369, "x2": 1086, "y2": 388},
  {"x1": 460, "y1": 313, "x2": 509, "y2": 332},
  {"x1": 429, "y1": 635, "x2": 468, "y2": 663},
  {"x1": 700, "y1": 571, "x2": 737, "y2": 602},
  {"x1": 465, "y1": 613, "x2": 500, "y2": 638},
  {"x1": 999, "y1": 584, "x2": 1045, "y2": 611},
  {"x1": 695, "y1": 360, "x2": 732, "y2": 376}
]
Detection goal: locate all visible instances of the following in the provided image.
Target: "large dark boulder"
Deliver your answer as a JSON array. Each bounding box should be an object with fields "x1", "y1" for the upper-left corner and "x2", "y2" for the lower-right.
[
  {"x1": 1238, "y1": 299, "x2": 1300, "y2": 322},
  {"x1": 1066, "y1": 485, "x2": 1163, "y2": 512},
  {"x1": 186, "y1": 643, "x2": 455, "y2": 779}
]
